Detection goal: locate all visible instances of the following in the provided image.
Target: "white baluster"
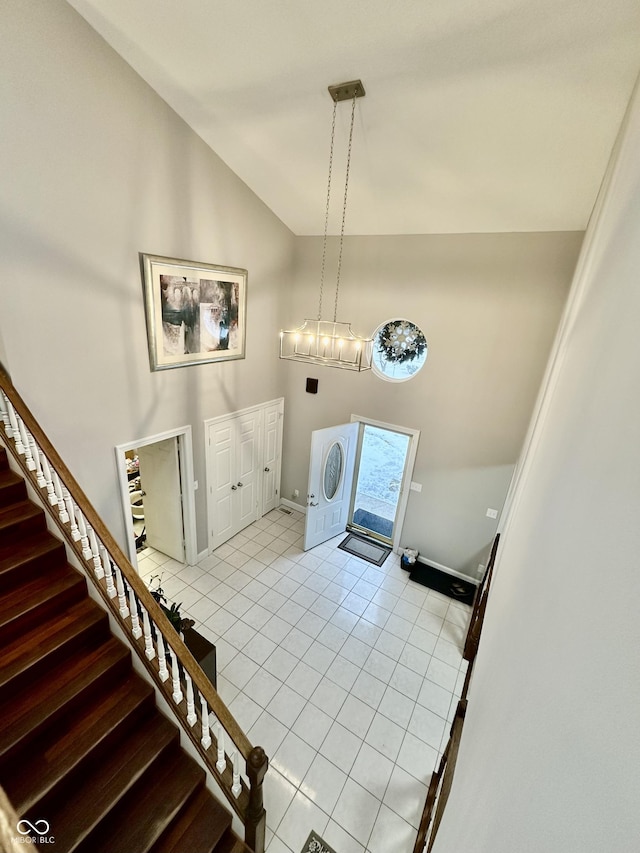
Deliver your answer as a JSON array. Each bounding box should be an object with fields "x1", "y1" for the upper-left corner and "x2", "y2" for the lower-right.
[
  {"x1": 156, "y1": 622, "x2": 169, "y2": 682},
  {"x1": 40, "y1": 454, "x2": 58, "y2": 506},
  {"x1": 63, "y1": 489, "x2": 80, "y2": 540},
  {"x1": 101, "y1": 545, "x2": 116, "y2": 598},
  {"x1": 75, "y1": 508, "x2": 92, "y2": 559},
  {"x1": 200, "y1": 695, "x2": 212, "y2": 749},
  {"x1": 88, "y1": 527, "x2": 104, "y2": 578},
  {"x1": 18, "y1": 421, "x2": 35, "y2": 470},
  {"x1": 52, "y1": 471, "x2": 69, "y2": 523},
  {"x1": 231, "y1": 751, "x2": 242, "y2": 797},
  {"x1": 185, "y1": 673, "x2": 197, "y2": 726},
  {"x1": 171, "y1": 649, "x2": 183, "y2": 704},
  {"x1": 7, "y1": 402, "x2": 23, "y2": 453},
  {"x1": 216, "y1": 722, "x2": 226, "y2": 773},
  {"x1": 114, "y1": 566, "x2": 129, "y2": 618},
  {"x1": 0, "y1": 393, "x2": 12, "y2": 436},
  {"x1": 128, "y1": 585, "x2": 142, "y2": 638},
  {"x1": 142, "y1": 606, "x2": 155, "y2": 660},
  {"x1": 30, "y1": 436, "x2": 46, "y2": 487}
]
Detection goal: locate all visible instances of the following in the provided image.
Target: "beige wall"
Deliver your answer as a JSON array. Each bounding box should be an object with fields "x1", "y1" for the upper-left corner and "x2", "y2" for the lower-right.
[
  {"x1": 0, "y1": 0, "x2": 294, "y2": 552},
  {"x1": 281, "y1": 233, "x2": 581, "y2": 576},
  {"x1": 434, "y1": 77, "x2": 640, "y2": 853}
]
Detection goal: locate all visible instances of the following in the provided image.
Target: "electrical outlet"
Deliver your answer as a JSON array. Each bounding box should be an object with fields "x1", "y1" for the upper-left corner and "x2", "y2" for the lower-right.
[
  {"x1": 193, "y1": 480, "x2": 198, "y2": 490},
  {"x1": 477, "y1": 563, "x2": 485, "y2": 576},
  {"x1": 293, "y1": 489, "x2": 299, "y2": 498},
  {"x1": 486, "y1": 508, "x2": 498, "y2": 519}
]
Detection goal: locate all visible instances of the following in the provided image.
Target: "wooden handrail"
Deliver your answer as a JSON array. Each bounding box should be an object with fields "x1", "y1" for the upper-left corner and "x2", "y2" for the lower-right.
[
  {"x1": 0, "y1": 366, "x2": 267, "y2": 849},
  {"x1": 463, "y1": 533, "x2": 499, "y2": 664},
  {"x1": 413, "y1": 699, "x2": 467, "y2": 853}
]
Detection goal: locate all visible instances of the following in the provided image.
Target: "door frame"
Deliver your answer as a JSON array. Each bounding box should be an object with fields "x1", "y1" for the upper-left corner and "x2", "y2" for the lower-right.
[
  {"x1": 348, "y1": 414, "x2": 420, "y2": 553},
  {"x1": 204, "y1": 398, "x2": 284, "y2": 553},
  {"x1": 115, "y1": 425, "x2": 198, "y2": 570}
]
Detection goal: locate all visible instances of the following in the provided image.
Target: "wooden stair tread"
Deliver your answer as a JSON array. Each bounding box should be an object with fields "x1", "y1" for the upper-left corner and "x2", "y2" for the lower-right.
[
  {"x1": 78, "y1": 747, "x2": 206, "y2": 853},
  {"x1": 0, "y1": 528, "x2": 64, "y2": 579},
  {"x1": 8, "y1": 673, "x2": 155, "y2": 813},
  {"x1": 151, "y1": 785, "x2": 232, "y2": 853},
  {"x1": 0, "y1": 596, "x2": 108, "y2": 695},
  {"x1": 0, "y1": 468, "x2": 27, "y2": 506},
  {"x1": 0, "y1": 562, "x2": 85, "y2": 638},
  {"x1": 213, "y1": 832, "x2": 252, "y2": 853},
  {"x1": 0, "y1": 636, "x2": 130, "y2": 761},
  {"x1": 36, "y1": 712, "x2": 180, "y2": 852},
  {"x1": 0, "y1": 498, "x2": 45, "y2": 536}
]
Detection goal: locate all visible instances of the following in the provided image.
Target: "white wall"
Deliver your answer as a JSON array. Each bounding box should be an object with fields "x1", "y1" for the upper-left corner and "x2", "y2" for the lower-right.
[
  {"x1": 434, "y1": 78, "x2": 640, "y2": 852},
  {"x1": 281, "y1": 233, "x2": 581, "y2": 576},
  {"x1": 0, "y1": 0, "x2": 294, "y2": 552}
]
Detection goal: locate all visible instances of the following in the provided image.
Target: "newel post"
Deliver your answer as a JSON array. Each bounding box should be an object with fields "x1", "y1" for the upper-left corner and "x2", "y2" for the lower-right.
[{"x1": 245, "y1": 745, "x2": 268, "y2": 853}]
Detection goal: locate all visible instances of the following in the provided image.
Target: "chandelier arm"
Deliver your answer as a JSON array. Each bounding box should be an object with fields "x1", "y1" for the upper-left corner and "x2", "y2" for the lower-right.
[
  {"x1": 318, "y1": 98, "x2": 338, "y2": 321},
  {"x1": 333, "y1": 92, "x2": 357, "y2": 323}
]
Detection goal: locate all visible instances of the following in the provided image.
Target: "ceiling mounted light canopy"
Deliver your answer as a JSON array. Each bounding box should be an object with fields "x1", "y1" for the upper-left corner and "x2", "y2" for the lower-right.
[{"x1": 280, "y1": 79, "x2": 372, "y2": 371}]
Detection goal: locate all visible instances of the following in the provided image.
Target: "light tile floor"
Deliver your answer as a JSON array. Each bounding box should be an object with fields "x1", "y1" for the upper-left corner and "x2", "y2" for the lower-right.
[{"x1": 138, "y1": 508, "x2": 470, "y2": 853}]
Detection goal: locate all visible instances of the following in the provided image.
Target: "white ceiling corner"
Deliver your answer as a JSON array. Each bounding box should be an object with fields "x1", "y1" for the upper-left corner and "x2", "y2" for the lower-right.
[{"x1": 66, "y1": 0, "x2": 640, "y2": 235}]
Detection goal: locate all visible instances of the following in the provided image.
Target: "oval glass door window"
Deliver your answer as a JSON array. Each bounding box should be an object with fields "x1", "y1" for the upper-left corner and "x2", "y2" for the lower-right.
[
  {"x1": 372, "y1": 318, "x2": 428, "y2": 382},
  {"x1": 323, "y1": 441, "x2": 344, "y2": 501}
]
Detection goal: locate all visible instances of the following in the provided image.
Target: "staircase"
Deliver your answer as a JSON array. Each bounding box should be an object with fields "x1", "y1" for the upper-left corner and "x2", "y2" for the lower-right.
[{"x1": 0, "y1": 445, "x2": 249, "y2": 853}]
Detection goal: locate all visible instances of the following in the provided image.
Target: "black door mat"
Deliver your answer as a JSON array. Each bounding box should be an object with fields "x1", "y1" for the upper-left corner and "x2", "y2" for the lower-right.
[
  {"x1": 352, "y1": 508, "x2": 393, "y2": 538},
  {"x1": 338, "y1": 532, "x2": 391, "y2": 566},
  {"x1": 301, "y1": 830, "x2": 337, "y2": 853},
  {"x1": 409, "y1": 561, "x2": 477, "y2": 605}
]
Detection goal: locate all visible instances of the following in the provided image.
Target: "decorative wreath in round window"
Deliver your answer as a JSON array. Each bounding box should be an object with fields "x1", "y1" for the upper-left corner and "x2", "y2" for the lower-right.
[{"x1": 372, "y1": 318, "x2": 428, "y2": 382}]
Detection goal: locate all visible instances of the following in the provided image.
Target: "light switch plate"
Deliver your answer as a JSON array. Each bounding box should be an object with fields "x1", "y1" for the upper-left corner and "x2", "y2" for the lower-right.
[
  {"x1": 410, "y1": 481, "x2": 422, "y2": 492},
  {"x1": 486, "y1": 508, "x2": 498, "y2": 519}
]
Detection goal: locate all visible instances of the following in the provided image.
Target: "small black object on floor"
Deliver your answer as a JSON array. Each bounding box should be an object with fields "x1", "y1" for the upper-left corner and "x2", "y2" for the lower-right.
[
  {"x1": 301, "y1": 830, "x2": 337, "y2": 853},
  {"x1": 408, "y1": 560, "x2": 476, "y2": 605},
  {"x1": 338, "y1": 531, "x2": 391, "y2": 566},
  {"x1": 352, "y1": 508, "x2": 393, "y2": 539}
]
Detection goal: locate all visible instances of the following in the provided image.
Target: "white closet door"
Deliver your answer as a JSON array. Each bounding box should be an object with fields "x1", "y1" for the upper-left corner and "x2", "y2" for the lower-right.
[
  {"x1": 262, "y1": 400, "x2": 283, "y2": 514},
  {"x1": 208, "y1": 420, "x2": 237, "y2": 551}
]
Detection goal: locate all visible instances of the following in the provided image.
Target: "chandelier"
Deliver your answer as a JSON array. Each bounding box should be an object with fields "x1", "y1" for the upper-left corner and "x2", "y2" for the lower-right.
[{"x1": 280, "y1": 80, "x2": 373, "y2": 371}]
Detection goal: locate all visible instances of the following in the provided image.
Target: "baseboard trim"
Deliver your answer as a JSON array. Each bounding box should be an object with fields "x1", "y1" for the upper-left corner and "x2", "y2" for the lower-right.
[
  {"x1": 197, "y1": 548, "x2": 209, "y2": 563},
  {"x1": 279, "y1": 498, "x2": 306, "y2": 515},
  {"x1": 416, "y1": 555, "x2": 479, "y2": 586}
]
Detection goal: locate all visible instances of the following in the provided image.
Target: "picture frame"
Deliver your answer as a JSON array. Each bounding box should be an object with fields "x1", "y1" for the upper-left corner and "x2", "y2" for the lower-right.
[{"x1": 141, "y1": 253, "x2": 247, "y2": 371}]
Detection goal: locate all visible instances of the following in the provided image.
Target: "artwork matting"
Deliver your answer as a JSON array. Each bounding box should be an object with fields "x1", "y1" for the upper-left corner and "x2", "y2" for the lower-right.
[{"x1": 141, "y1": 253, "x2": 247, "y2": 371}]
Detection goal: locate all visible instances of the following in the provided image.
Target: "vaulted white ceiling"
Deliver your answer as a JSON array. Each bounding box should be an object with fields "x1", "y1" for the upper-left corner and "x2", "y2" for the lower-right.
[{"x1": 67, "y1": 0, "x2": 640, "y2": 235}]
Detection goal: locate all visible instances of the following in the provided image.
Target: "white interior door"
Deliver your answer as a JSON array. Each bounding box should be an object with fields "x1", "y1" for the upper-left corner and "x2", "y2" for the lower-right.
[
  {"x1": 137, "y1": 438, "x2": 185, "y2": 562},
  {"x1": 208, "y1": 420, "x2": 236, "y2": 550},
  {"x1": 304, "y1": 422, "x2": 358, "y2": 551},
  {"x1": 262, "y1": 401, "x2": 283, "y2": 514},
  {"x1": 235, "y1": 412, "x2": 260, "y2": 530},
  {"x1": 208, "y1": 411, "x2": 261, "y2": 550}
]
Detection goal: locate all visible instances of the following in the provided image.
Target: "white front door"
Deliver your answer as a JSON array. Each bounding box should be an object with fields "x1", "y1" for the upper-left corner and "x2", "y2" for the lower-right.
[
  {"x1": 137, "y1": 438, "x2": 185, "y2": 562},
  {"x1": 304, "y1": 422, "x2": 358, "y2": 551}
]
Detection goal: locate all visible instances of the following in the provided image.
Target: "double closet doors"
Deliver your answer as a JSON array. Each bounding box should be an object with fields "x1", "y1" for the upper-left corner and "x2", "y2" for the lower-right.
[{"x1": 206, "y1": 399, "x2": 283, "y2": 552}]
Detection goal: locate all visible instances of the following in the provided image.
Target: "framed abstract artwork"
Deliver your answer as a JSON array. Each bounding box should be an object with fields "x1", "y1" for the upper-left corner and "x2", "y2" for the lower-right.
[{"x1": 141, "y1": 253, "x2": 247, "y2": 371}]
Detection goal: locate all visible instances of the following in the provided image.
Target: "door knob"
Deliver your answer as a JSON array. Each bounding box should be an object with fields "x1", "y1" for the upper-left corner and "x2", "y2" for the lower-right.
[
  {"x1": 237, "y1": 482, "x2": 244, "y2": 487},
  {"x1": 309, "y1": 501, "x2": 319, "y2": 507},
  {"x1": 231, "y1": 485, "x2": 237, "y2": 491},
  {"x1": 264, "y1": 467, "x2": 270, "y2": 472}
]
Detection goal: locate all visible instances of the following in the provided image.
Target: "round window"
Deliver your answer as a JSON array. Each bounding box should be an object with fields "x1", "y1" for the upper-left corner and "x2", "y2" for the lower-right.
[
  {"x1": 371, "y1": 318, "x2": 428, "y2": 382},
  {"x1": 323, "y1": 441, "x2": 344, "y2": 501}
]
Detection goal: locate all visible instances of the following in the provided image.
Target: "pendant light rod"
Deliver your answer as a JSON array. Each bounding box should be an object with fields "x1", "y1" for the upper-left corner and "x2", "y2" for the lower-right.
[
  {"x1": 318, "y1": 98, "x2": 337, "y2": 321},
  {"x1": 333, "y1": 92, "x2": 357, "y2": 323}
]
